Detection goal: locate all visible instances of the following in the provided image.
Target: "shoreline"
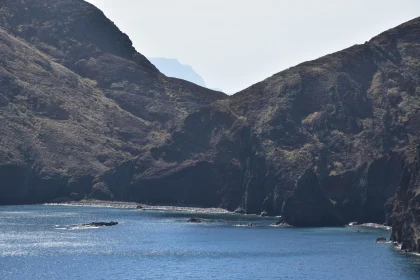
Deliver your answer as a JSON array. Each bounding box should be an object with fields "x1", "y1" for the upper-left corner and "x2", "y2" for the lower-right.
[
  {"x1": 44, "y1": 201, "x2": 394, "y2": 230},
  {"x1": 347, "y1": 222, "x2": 391, "y2": 230},
  {"x1": 44, "y1": 199, "x2": 231, "y2": 214},
  {"x1": 391, "y1": 242, "x2": 420, "y2": 257}
]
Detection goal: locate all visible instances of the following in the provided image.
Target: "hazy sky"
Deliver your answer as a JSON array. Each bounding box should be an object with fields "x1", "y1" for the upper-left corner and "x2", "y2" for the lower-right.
[{"x1": 86, "y1": 0, "x2": 419, "y2": 94}]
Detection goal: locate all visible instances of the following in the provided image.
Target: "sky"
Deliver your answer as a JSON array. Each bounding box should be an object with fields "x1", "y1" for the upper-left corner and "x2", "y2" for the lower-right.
[{"x1": 86, "y1": 0, "x2": 419, "y2": 94}]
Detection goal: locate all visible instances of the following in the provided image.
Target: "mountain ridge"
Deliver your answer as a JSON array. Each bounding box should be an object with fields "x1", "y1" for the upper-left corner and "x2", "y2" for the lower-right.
[
  {"x1": 1, "y1": 0, "x2": 420, "y2": 254},
  {"x1": 95, "y1": 15, "x2": 420, "y2": 233}
]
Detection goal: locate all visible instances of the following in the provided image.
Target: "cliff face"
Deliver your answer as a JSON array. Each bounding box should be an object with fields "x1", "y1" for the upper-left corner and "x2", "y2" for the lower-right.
[
  {"x1": 95, "y1": 16, "x2": 420, "y2": 229},
  {"x1": 0, "y1": 0, "x2": 226, "y2": 204},
  {"x1": 2, "y1": 0, "x2": 420, "y2": 245},
  {"x1": 390, "y1": 146, "x2": 420, "y2": 253}
]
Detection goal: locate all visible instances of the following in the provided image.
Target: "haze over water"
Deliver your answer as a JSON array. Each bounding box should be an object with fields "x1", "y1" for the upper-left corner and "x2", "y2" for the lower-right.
[{"x1": 1, "y1": 205, "x2": 420, "y2": 279}]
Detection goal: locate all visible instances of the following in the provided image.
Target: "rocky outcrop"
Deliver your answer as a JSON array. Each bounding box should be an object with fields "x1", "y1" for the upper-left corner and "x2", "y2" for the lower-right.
[
  {"x1": 376, "y1": 237, "x2": 387, "y2": 243},
  {"x1": 390, "y1": 146, "x2": 420, "y2": 253}
]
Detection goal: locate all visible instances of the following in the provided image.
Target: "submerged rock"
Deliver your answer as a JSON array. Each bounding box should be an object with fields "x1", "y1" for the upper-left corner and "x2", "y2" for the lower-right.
[
  {"x1": 188, "y1": 217, "x2": 203, "y2": 223},
  {"x1": 136, "y1": 205, "x2": 144, "y2": 209}
]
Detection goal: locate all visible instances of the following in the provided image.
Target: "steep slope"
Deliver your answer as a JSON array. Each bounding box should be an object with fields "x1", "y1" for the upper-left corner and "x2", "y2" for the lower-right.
[
  {"x1": 0, "y1": 0, "x2": 226, "y2": 204},
  {"x1": 96, "y1": 17, "x2": 420, "y2": 228},
  {"x1": 0, "y1": 0, "x2": 225, "y2": 128}
]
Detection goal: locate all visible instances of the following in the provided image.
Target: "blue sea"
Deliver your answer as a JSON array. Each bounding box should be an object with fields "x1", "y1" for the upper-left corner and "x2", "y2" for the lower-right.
[{"x1": 1, "y1": 205, "x2": 419, "y2": 280}]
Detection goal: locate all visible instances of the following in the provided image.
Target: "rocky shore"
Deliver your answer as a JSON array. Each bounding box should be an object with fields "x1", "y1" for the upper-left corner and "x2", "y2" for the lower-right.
[{"x1": 46, "y1": 199, "x2": 230, "y2": 214}]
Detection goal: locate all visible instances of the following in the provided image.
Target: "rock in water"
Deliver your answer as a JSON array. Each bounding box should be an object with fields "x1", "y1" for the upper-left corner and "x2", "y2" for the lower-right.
[
  {"x1": 82, "y1": 221, "x2": 118, "y2": 227},
  {"x1": 376, "y1": 237, "x2": 387, "y2": 243},
  {"x1": 188, "y1": 217, "x2": 203, "y2": 223},
  {"x1": 282, "y1": 169, "x2": 343, "y2": 227},
  {"x1": 272, "y1": 217, "x2": 287, "y2": 226}
]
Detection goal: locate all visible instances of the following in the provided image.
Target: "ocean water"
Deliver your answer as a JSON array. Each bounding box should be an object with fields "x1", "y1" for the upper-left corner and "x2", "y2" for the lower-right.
[{"x1": 1, "y1": 205, "x2": 420, "y2": 280}]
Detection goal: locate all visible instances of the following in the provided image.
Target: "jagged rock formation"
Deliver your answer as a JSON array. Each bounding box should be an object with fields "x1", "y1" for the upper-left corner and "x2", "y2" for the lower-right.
[{"x1": 0, "y1": 0, "x2": 225, "y2": 204}]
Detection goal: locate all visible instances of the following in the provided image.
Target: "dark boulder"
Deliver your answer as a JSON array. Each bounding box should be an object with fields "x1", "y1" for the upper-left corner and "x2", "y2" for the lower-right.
[
  {"x1": 188, "y1": 217, "x2": 203, "y2": 223},
  {"x1": 376, "y1": 237, "x2": 387, "y2": 243},
  {"x1": 272, "y1": 216, "x2": 287, "y2": 226}
]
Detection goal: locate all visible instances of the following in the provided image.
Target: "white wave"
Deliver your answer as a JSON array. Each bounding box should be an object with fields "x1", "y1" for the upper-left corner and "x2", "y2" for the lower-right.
[
  {"x1": 359, "y1": 223, "x2": 391, "y2": 230},
  {"x1": 270, "y1": 223, "x2": 292, "y2": 228},
  {"x1": 54, "y1": 225, "x2": 102, "y2": 230},
  {"x1": 348, "y1": 222, "x2": 391, "y2": 230},
  {"x1": 0, "y1": 250, "x2": 28, "y2": 257}
]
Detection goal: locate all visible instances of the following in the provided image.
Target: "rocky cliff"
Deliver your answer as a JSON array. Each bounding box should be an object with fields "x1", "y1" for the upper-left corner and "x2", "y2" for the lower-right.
[
  {"x1": 390, "y1": 145, "x2": 420, "y2": 253},
  {"x1": 0, "y1": 0, "x2": 226, "y2": 204},
  {"x1": 95, "y1": 16, "x2": 420, "y2": 230},
  {"x1": 1, "y1": 0, "x2": 420, "y2": 248}
]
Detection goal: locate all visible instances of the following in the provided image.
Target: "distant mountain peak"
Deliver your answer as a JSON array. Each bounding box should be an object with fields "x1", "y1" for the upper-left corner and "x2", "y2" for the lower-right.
[{"x1": 148, "y1": 57, "x2": 207, "y2": 88}]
